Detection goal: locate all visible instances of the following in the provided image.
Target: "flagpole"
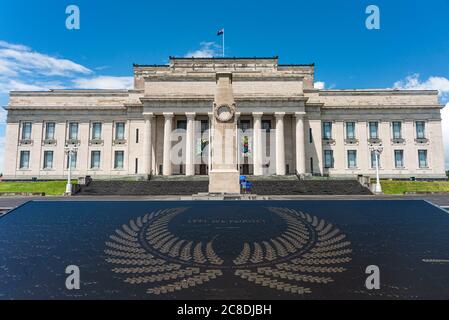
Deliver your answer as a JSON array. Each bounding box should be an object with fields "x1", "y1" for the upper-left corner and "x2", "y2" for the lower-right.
[{"x1": 222, "y1": 30, "x2": 225, "y2": 57}]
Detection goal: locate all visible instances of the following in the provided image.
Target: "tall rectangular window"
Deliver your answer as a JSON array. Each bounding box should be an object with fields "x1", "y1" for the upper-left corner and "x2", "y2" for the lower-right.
[
  {"x1": 67, "y1": 152, "x2": 77, "y2": 169},
  {"x1": 323, "y1": 122, "x2": 332, "y2": 140},
  {"x1": 392, "y1": 122, "x2": 402, "y2": 139},
  {"x1": 45, "y1": 122, "x2": 55, "y2": 140},
  {"x1": 91, "y1": 151, "x2": 101, "y2": 169},
  {"x1": 92, "y1": 122, "x2": 102, "y2": 140},
  {"x1": 416, "y1": 121, "x2": 426, "y2": 139},
  {"x1": 369, "y1": 122, "x2": 379, "y2": 139},
  {"x1": 394, "y1": 150, "x2": 404, "y2": 168},
  {"x1": 114, "y1": 151, "x2": 124, "y2": 169},
  {"x1": 115, "y1": 122, "x2": 125, "y2": 140},
  {"x1": 346, "y1": 122, "x2": 356, "y2": 139},
  {"x1": 418, "y1": 150, "x2": 428, "y2": 168},
  {"x1": 69, "y1": 123, "x2": 79, "y2": 140},
  {"x1": 21, "y1": 122, "x2": 32, "y2": 140},
  {"x1": 309, "y1": 128, "x2": 313, "y2": 143},
  {"x1": 136, "y1": 129, "x2": 139, "y2": 143},
  {"x1": 43, "y1": 151, "x2": 53, "y2": 169},
  {"x1": 324, "y1": 150, "x2": 334, "y2": 169},
  {"x1": 19, "y1": 151, "x2": 30, "y2": 169},
  {"x1": 177, "y1": 120, "x2": 187, "y2": 130},
  {"x1": 262, "y1": 120, "x2": 271, "y2": 133},
  {"x1": 200, "y1": 120, "x2": 209, "y2": 133},
  {"x1": 371, "y1": 151, "x2": 381, "y2": 168},
  {"x1": 240, "y1": 120, "x2": 250, "y2": 132},
  {"x1": 347, "y1": 150, "x2": 357, "y2": 168}
]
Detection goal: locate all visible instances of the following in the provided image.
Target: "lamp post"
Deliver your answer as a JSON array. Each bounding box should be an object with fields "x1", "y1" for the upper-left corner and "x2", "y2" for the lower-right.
[
  {"x1": 370, "y1": 144, "x2": 383, "y2": 194},
  {"x1": 64, "y1": 146, "x2": 77, "y2": 195}
]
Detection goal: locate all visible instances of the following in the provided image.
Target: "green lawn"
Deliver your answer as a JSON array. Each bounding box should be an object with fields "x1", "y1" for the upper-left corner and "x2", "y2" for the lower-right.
[
  {"x1": 0, "y1": 181, "x2": 75, "y2": 196},
  {"x1": 381, "y1": 180, "x2": 449, "y2": 195}
]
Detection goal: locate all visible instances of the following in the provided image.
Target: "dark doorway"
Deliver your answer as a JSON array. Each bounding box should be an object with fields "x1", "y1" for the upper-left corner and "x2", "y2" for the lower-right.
[{"x1": 199, "y1": 164, "x2": 207, "y2": 175}]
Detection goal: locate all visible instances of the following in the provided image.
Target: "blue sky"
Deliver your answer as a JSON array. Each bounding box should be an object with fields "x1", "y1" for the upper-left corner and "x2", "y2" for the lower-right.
[{"x1": 0, "y1": 0, "x2": 448, "y2": 170}]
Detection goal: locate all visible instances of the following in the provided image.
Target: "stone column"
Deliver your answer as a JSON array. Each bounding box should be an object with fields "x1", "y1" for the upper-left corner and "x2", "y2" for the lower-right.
[
  {"x1": 162, "y1": 112, "x2": 174, "y2": 176},
  {"x1": 275, "y1": 112, "x2": 286, "y2": 175},
  {"x1": 143, "y1": 113, "x2": 153, "y2": 177},
  {"x1": 208, "y1": 112, "x2": 214, "y2": 172},
  {"x1": 253, "y1": 112, "x2": 263, "y2": 176},
  {"x1": 295, "y1": 112, "x2": 306, "y2": 175},
  {"x1": 185, "y1": 112, "x2": 195, "y2": 176}
]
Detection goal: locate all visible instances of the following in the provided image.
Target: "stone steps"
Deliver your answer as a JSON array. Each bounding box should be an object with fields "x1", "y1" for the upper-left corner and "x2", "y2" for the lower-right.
[{"x1": 77, "y1": 179, "x2": 372, "y2": 196}]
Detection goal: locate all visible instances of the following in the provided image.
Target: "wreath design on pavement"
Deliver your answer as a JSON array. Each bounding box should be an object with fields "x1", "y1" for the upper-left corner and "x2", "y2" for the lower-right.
[{"x1": 104, "y1": 207, "x2": 352, "y2": 295}]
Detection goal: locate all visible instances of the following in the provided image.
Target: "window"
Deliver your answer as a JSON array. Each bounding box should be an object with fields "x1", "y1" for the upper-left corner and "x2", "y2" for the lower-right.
[
  {"x1": 200, "y1": 120, "x2": 209, "y2": 133},
  {"x1": 392, "y1": 122, "x2": 402, "y2": 139},
  {"x1": 371, "y1": 151, "x2": 381, "y2": 168},
  {"x1": 262, "y1": 120, "x2": 271, "y2": 133},
  {"x1": 323, "y1": 122, "x2": 332, "y2": 140},
  {"x1": 394, "y1": 150, "x2": 404, "y2": 168},
  {"x1": 19, "y1": 151, "x2": 30, "y2": 169},
  {"x1": 43, "y1": 151, "x2": 53, "y2": 169},
  {"x1": 92, "y1": 122, "x2": 102, "y2": 140},
  {"x1": 115, "y1": 122, "x2": 125, "y2": 140},
  {"x1": 135, "y1": 158, "x2": 138, "y2": 174},
  {"x1": 177, "y1": 120, "x2": 187, "y2": 130},
  {"x1": 309, "y1": 128, "x2": 313, "y2": 143},
  {"x1": 418, "y1": 150, "x2": 428, "y2": 168},
  {"x1": 369, "y1": 122, "x2": 379, "y2": 139},
  {"x1": 114, "y1": 151, "x2": 124, "y2": 169},
  {"x1": 346, "y1": 122, "x2": 356, "y2": 140},
  {"x1": 45, "y1": 122, "x2": 55, "y2": 140},
  {"x1": 324, "y1": 150, "x2": 334, "y2": 169},
  {"x1": 136, "y1": 129, "x2": 139, "y2": 143},
  {"x1": 416, "y1": 121, "x2": 426, "y2": 139},
  {"x1": 347, "y1": 150, "x2": 357, "y2": 168},
  {"x1": 67, "y1": 152, "x2": 77, "y2": 169},
  {"x1": 21, "y1": 122, "x2": 32, "y2": 140},
  {"x1": 240, "y1": 120, "x2": 250, "y2": 132},
  {"x1": 69, "y1": 123, "x2": 79, "y2": 140},
  {"x1": 90, "y1": 151, "x2": 101, "y2": 169}
]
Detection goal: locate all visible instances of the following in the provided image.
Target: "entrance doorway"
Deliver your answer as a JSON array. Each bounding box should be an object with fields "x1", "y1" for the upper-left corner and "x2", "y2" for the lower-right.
[{"x1": 199, "y1": 164, "x2": 208, "y2": 175}]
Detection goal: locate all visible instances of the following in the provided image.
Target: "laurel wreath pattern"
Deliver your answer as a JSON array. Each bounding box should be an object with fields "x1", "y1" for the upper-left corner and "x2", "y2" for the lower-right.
[{"x1": 104, "y1": 207, "x2": 352, "y2": 296}]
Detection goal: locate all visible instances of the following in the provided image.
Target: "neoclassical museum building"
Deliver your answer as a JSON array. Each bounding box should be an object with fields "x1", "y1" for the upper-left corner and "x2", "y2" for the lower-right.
[{"x1": 3, "y1": 57, "x2": 446, "y2": 180}]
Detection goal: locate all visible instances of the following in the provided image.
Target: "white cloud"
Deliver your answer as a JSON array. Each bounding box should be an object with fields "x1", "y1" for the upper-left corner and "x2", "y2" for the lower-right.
[
  {"x1": 72, "y1": 76, "x2": 133, "y2": 89},
  {"x1": 314, "y1": 81, "x2": 325, "y2": 90},
  {"x1": 0, "y1": 108, "x2": 6, "y2": 124},
  {"x1": 394, "y1": 74, "x2": 449, "y2": 170},
  {"x1": 0, "y1": 40, "x2": 92, "y2": 77},
  {"x1": 185, "y1": 42, "x2": 221, "y2": 58},
  {"x1": 393, "y1": 74, "x2": 449, "y2": 98}
]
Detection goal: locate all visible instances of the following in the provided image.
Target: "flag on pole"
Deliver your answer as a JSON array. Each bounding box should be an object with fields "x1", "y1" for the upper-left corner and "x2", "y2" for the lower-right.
[{"x1": 217, "y1": 28, "x2": 225, "y2": 57}]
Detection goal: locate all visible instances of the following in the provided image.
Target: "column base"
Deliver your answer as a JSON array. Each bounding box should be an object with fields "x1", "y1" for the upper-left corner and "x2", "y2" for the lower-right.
[{"x1": 209, "y1": 170, "x2": 240, "y2": 194}]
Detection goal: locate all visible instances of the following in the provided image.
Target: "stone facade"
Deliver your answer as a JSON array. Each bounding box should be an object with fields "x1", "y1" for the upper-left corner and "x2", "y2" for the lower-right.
[{"x1": 3, "y1": 57, "x2": 446, "y2": 180}]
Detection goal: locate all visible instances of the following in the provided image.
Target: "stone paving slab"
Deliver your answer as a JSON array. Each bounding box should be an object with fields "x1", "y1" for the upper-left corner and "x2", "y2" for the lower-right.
[{"x1": 0, "y1": 200, "x2": 448, "y2": 299}]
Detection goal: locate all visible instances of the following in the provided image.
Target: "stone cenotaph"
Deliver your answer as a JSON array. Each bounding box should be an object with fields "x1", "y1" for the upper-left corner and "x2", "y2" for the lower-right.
[{"x1": 208, "y1": 73, "x2": 240, "y2": 194}]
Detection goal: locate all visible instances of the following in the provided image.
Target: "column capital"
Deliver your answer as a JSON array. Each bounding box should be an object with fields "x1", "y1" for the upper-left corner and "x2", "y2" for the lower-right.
[
  {"x1": 143, "y1": 112, "x2": 154, "y2": 120},
  {"x1": 252, "y1": 112, "x2": 264, "y2": 119},
  {"x1": 163, "y1": 112, "x2": 174, "y2": 119},
  {"x1": 295, "y1": 112, "x2": 306, "y2": 118},
  {"x1": 185, "y1": 112, "x2": 196, "y2": 120},
  {"x1": 275, "y1": 112, "x2": 286, "y2": 119}
]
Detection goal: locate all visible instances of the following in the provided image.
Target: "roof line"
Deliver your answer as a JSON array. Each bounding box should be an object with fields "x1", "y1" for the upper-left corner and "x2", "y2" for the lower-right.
[{"x1": 169, "y1": 56, "x2": 279, "y2": 60}]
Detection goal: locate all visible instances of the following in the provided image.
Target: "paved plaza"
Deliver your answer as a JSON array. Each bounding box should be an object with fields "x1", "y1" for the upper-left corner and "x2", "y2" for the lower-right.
[{"x1": 1, "y1": 199, "x2": 448, "y2": 299}]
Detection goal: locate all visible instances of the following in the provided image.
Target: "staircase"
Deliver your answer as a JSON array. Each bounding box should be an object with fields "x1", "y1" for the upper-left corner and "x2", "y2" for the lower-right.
[
  {"x1": 77, "y1": 175, "x2": 372, "y2": 196},
  {"x1": 77, "y1": 178, "x2": 208, "y2": 196},
  {"x1": 248, "y1": 177, "x2": 373, "y2": 195}
]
